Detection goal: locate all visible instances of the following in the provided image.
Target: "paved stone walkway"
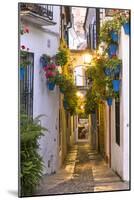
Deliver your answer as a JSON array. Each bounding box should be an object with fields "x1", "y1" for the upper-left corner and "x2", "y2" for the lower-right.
[{"x1": 35, "y1": 143, "x2": 129, "y2": 195}]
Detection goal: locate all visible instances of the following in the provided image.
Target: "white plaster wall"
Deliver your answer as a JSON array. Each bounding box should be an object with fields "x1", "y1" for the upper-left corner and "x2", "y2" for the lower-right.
[
  {"x1": 111, "y1": 99, "x2": 123, "y2": 177},
  {"x1": 69, "y1": 28, "x2": 80, "y2": 50},
  {"x1": 120, "y1": 27, "x2": 130, "y2": 181},
  {"x1": 42, "y1": 6, "x2": 60, "y2": 34},
  {"x1": 105, "y1": 103, "x2": 109, "y2": 157},
  {"x1": 111, "y1": 27, "x2": 129, "y2": 181},
  {"x1": 20, "y1": 8, "x2": 61, "y2": 174}
]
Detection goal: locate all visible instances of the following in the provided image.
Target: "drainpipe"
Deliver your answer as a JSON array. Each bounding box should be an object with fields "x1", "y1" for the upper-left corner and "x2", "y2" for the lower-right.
[
  {"x1": 66, "y1": 14, "x2": 72, "y2": 47},
  {"x1": 60, "y1": 6, "x2": 63, "y2": 40},
  {"x1": 96, "y1": 8, "x2": 100, "y2": 48}
]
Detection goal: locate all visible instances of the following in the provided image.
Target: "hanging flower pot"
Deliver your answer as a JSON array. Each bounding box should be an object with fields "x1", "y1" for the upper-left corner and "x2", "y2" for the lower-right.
[
  {"x1": 40, "y1": 55, "x2": 51, "y2": 68},
  {"x1": 113, "y1": 64, "x2": 121, "y2": 75},
  {"x1": 108, "y1": 44, "x2": 118, "y2": 58},
  {"x1": 107, "y1": 97, "x2": 113, "y2": 106},
  {"x1": 123, "y1": 22, "x2": 130, "y2": 35},
  {"x1": 112, "y1": 80, "x2": 121, "y2": 92},
  {"x1": 104, "y1": 67, "x2": 113, "y2": 76},
  {"x1": 47, "y1": 81, "x2": 55, "y2": 91},
  {"x1": 110, "y1": 31, "x2": 118, "y2": 42},
  {"x1": 20, "y1": 66, "x2": 25, "y2": 80}
]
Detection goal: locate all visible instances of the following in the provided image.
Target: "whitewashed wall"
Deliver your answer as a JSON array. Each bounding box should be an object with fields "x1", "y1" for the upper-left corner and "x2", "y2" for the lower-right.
[
  {"x1": 111, "y1": 27, "x2": 130, "y2": 181},
  {"x1": 69, "y1": 28, "x2": 80, "y2": 49},
  {"x1": 20, "y1": 6, "x2": 61, "y2": 174}
]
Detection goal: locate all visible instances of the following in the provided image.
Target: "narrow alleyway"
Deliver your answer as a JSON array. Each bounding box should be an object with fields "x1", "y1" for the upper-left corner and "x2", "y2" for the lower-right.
[{"x1": 35, "y1": 143, "x2": 129, "y2": 195}]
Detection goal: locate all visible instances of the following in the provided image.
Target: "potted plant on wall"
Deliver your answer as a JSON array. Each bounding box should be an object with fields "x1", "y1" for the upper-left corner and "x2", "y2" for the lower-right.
[
  {"x1": 100, "y1": 18, "x2": 121, "y2": 57},
  {"x1": 40, "y1": 54, "x2": 51, "y2": 68},
  {"x1": 104, "y1": 56, "x2": 122, "y2": 76},
  {"x1": 55, "y1": 49, "x2": 68, "y2": 66},
  {"x1": 84, "y1": 89, "x2": 98, "y2": 114},
  {"x1": 113, "y1": 10, "x2": 130, "y2": 35},
  {"x1": 55, "y1": 73, "x2": 67, "y2": 93},
  {"x1": 100, "y1": 19, "x2": 121, "y2": 42},
  {"x1": 121, "y1": 11, "x2": 130, "y2": 35},
  {"x1": 20, "y1": 50, "x2": 31, "y2": 80},
  {"x1": 63, "y1": 93, "x2": 78, "y2": 115},
  {"x1": 104, "y1": 83, "x2": 114, "y2": 106},
  {"x1": 44, "y1": 63, "x2": 57, "y2": 91},
  {"x1": 112, "y1": 77, "x2": 121, "y2": 92}
]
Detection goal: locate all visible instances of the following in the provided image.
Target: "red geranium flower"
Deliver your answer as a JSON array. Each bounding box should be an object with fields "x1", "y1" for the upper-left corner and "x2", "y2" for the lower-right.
[
  {"x1": 21, "y1": 45, "x2": 25, "y2": 49},
  {"x1": 23, "y1": 26, "x2": 29, "y2": 33}
]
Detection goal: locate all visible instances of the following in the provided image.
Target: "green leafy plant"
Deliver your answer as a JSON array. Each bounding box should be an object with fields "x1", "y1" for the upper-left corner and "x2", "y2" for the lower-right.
[
  {"x1": 105, "y1": 56, "x2": 121, "y2": 69},
  {"x1": 113, "y1": 10, "x2": 130, "y2": 25},
  {"x1": 55, "y1": 73, "x2": 67, "y2": 93},
  {"x1": 20, "y1": 51, "x2": 31, "y2": 67},
  {"x1": 56, "y1": 49, "x2": 68, "y2": 66},
  {"x1": 100, "y1": 19, "x2": 121, "y2": 44},
  {"x1": 64, "y1": 92, "x2": 78, "y2": 115},
  {"x1": 20, "y1": 112, "x2": 47, "y2": 196},
  {"x1": 86, "y1": 53, "x2": 107, "y2": 100},
  {"x1": 84, "y1": 89, "x2": 98, "y2": 114}
]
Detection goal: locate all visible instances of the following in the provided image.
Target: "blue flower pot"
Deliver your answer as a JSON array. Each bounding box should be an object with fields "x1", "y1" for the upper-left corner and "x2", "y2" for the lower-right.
[
  {"x1": 108, "y1": 44, "x2": 118, "y2": 58},
  {"x1": 112, "y1": 80, "x2": 120, "y2": 92},
  {"x1": 104, "y1": 67, "x2": 113, "y2": 76},
  {"x1": 123, "y1": 23, "x2": 130, "y2": 35},
  {"x1": 20, "y1": 67, "x2": 25, "y2": 80},
  {"x1": 110, "y1": 31, "x2": 118, "y2": 42},
  {"x1": 40, "y1": 56, "x2": 48, "y2": 68},
  {"x1": 107, "y1": 98, "x2": 113, "y2": 106},
  {"x1": 47, "y1": 81, "x2": 55, "y2": 90},
  {"x1": 114, "y1": 64, "x2": 120, "y2": 75}
]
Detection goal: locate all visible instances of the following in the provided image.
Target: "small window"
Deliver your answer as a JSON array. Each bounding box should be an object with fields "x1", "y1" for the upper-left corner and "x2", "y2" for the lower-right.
[
  {"x1": 20, "y1": 51, "x2": 34, "y2": 117},
  {"x1": 47, "y1": 39, "x2": 51, "y2": 48}
]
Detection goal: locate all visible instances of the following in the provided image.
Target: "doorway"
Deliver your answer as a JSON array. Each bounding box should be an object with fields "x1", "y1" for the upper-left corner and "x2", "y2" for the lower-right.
[{"x1": 77, "y1": 117, "x2": 89, "y2": 142}]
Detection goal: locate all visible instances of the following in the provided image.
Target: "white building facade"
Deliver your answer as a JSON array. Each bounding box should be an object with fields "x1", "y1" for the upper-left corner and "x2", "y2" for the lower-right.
[
  {"x1": 20, "y1": 4, "x2": 61, "y2": 174},
  {"x1": 110, "y1": 26, "x2": 130, "y2": 181},
  {"x1": 83, "y1": 8, "x2": 130, "y2": 182}
]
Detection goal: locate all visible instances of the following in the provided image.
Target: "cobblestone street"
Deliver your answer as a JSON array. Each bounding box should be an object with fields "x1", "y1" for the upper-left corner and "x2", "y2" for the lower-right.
[{"x1": 35, "y1": 143, "x2": 129, "y2": 195}]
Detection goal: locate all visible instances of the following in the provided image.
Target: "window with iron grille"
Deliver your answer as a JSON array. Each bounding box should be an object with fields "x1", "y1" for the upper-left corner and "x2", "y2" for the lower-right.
[
  {"x1": 115, "y1": 100, "x2": 120, "y2": 145},
  {"x1": 20, "y1": 52, "x2": 34, "y2": 117}
]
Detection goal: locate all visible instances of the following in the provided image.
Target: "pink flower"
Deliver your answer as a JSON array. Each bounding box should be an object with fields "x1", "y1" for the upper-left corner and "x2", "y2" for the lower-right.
[
  {"x1": 47, "y1": 63, "x2": 56, "y2": 70},
  {"x1": 44, "y1": 66, "x2": 48, "y2": 71}
]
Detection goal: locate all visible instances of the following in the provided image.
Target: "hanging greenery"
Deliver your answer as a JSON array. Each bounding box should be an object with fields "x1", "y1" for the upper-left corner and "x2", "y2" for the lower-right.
[
  {"x1": 84, "y1": 89, "x2": 98, "y2": 114},
  {"x1": 86, "y1": 52, "x2": 107, "y2": 100},
  {"x1": 20, "y1": 51, "x2": 31, "y2": 67}
]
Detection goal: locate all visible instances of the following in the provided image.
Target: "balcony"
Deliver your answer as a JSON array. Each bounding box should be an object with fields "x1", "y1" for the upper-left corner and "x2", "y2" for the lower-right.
[{"x1": 20, "y1": 3, "x2": 56, "y2": 26}]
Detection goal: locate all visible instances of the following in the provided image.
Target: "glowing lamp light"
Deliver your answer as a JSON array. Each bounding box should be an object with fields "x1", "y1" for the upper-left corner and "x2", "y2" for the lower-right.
[
  {"x1": 83, "y1": 54, "x2": 92, "y2": 64},
  {"x1": 76, "y1": 91, "x2": 84, "y2": 98},
  {"x1": 80, "y1": 105, "x2": 84, "y2": 110}
]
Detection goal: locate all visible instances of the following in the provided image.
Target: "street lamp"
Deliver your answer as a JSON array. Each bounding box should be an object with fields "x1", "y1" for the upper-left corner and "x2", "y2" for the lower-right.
[
  {"x1": 76, "y1": 91, "x2": 84, "y2": 98},
  {"x1": 83, "y1": 53, "x2": 92, "y2": 64}
]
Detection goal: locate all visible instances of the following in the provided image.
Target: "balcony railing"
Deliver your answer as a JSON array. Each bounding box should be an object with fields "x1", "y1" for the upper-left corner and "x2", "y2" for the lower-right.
[{"x1": 20, "y1": 3, "x2": 53, "y2": 20}]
